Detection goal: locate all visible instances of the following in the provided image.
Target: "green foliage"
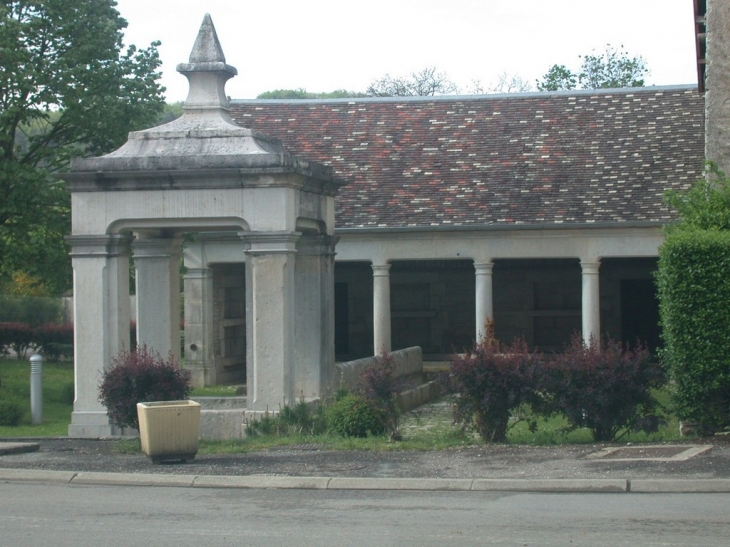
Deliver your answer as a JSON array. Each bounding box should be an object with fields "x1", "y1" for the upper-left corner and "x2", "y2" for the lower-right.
[
  {"x1": 256, "y1": 88, "x2": 367, "y2": 99},
  {"x1": 326, "y1": 393, "x2": 387, "y2": 438},
  {"x1": 657, "y1": 229, "x2": 730, "y2": 429},
  {"x1": 0, "y1": 1, "x2": 165, "y2": 294},
  {"x1": 0, "y1": 357, "x2": 74, "y2": 436},
  {"x1": 536, "y1": 64, "x2": 577, "y2": 92},
  {"x1": 664, "y1": 164, "x2": 730, "y2": 232},
  {"x1": 244, "y1": 400, "x2": 328, "y2": 437},
  {"x1": 0, "y1": 294, "x2": 62, "y2": 325},
  {"x1": 0, "y1": 400, "x2": 23, "y2": 426},
  {"x1": 98, "y1": 346, "x2": 191, "y2": 430},
  {"x1": 537, "y1": 44, "x2": 648, "y2": 91},
  {"x1": 155, "y1": 102, "x2": 184, "y2": 124},
  {"x1": 359, "y1": 350, "x2": 401, "y2": 439}
]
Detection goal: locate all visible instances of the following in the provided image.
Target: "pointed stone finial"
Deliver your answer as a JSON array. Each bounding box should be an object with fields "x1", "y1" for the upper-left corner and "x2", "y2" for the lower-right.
[
  {"x1": 176, "y1": 14, "x2": 237, "y2": 114},
  {"x1": 189, "y1": 13, "x2": 226, "y2": 63}
]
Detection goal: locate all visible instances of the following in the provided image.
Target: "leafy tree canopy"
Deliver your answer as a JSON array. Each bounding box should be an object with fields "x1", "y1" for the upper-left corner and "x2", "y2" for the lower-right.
[
  {"x1": 0, "y1": 0, "x2": 165, "y2": 294},
  {"x1": 664, "y1": 163, "x2": 730, "y2": 232},
  {"x1": 537, "y1": 44, "x2": 648, "y2": 91},
  {"x1": 256, "y1": 88, "x2": 367, "y2": 100},
  {"x1": 366, "y1": 67, "x2": 459, "y2": 97}
]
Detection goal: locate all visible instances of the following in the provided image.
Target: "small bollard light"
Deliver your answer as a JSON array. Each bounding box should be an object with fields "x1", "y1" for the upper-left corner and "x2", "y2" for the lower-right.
[{"x1": 30, "y1": 354, "x2": 44, "y2": 425}]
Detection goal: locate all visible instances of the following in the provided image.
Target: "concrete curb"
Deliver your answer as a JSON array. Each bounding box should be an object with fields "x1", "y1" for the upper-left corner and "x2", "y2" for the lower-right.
[
  {"x1": 3, "y1": 468, "x2": 730, "y2": 493},
  {"x1": 0, "y1": 442, "x2": 40, "y2": 456}
]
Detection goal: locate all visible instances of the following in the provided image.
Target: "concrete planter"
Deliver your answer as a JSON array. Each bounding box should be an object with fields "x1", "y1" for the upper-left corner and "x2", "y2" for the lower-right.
[{"x1": 136, "y1": 400, "x2": 201, "y2": 463}]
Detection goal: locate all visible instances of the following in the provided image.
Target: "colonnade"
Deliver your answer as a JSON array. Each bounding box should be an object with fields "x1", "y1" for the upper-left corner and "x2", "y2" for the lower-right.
[{"x1": 370, "y1": 258, "x2": 602, "y2": 354}]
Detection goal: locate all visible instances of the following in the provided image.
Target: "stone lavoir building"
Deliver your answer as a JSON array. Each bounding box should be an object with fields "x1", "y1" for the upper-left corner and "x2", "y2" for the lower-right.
[{"x1": 183, "y1": 85, "x2": 705, "y2": 385}]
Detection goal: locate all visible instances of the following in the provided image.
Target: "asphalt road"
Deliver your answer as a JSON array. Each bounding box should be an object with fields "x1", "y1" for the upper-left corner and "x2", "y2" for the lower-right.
[{"x1": 2, "y1": 482, "x2": 729, "y2": 547}]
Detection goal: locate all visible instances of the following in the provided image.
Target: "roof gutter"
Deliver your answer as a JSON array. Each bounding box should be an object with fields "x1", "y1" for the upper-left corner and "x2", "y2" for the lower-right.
[{"x1": 335, "y1": 220, "x2": 669, "y2": 235}]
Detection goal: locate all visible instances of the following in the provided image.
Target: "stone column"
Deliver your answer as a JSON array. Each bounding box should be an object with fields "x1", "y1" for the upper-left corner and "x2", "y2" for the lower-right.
[
  {"x1": 705, "y1": 0, "x2": 730, "y2": 171},
  {"x1": 294, "y1": 234, "x2": 338, "y2": 399},
  {"x1": 474, "y1": 261, "x2": 494, "y2": 341},
  {"x1": 132, "y1": 235, "x2": 182, "y2": 363},
  {"x1": 581, "y1": 260, "x2": 601, "y2": 344},
  {"x1": 183, "y1": 267, "x2": 215, "y2": 386},
  {"x1": 244, "y1": 233, "x2": 299, "y2": 412},
  {"x1": 67, "y1": 235, "x2": 131, "y2": 437},
  {"x1": 372, "y1": 263, "x2": 392, "y2": 354}
]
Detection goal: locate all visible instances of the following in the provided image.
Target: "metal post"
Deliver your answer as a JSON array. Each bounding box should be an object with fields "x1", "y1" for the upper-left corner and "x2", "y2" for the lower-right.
[{"x1": 30, "y1": 354, "x2": 43, "y2": 424}]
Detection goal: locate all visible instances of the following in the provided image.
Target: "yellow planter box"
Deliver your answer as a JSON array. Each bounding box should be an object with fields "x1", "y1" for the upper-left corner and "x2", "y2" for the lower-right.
[{"x1": 137, "y1": 400, "x2": 201, "y2": 463}]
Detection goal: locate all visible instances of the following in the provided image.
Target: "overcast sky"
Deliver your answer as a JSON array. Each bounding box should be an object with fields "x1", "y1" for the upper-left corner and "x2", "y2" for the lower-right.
[{"x1": 114, "y1": 0, "x2": 698, "y2": 102}]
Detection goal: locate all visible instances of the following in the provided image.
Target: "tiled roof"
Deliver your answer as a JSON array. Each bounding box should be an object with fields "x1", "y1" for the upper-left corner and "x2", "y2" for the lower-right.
[{"x1": 230, "y1": 86, "x2": 704, "y2": 229}]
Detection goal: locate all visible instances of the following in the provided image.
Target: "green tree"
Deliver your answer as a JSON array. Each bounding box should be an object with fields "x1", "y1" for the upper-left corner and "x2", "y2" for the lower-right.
[
  {"x1": 663, "y1": 163, "x2": 730, "y2": 232},
  {"x1": 256, "y1": 88, "x2": 367, "y2": 99},
  {"x1": 537, "y1": 45, "x2": 648, "y2": 91},
  {"x1": 536, "y1": 65, "x2": 577, "y2": 92},
  {"x1": 0, "y1": 0, "x2": 165, "y2": 294},
  {"x1": 366, "y1": 66, "x2": 459, "y2": 97}
]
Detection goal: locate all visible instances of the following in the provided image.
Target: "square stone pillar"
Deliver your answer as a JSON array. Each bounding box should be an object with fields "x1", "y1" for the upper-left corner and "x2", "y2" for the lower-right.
[
  {"x1": 132, "y1": 235, "x2": 182, "y2": 362},
  {"x1": 183, "y1": 267, "x2": 215, "y2": 386},
  {"x1": 67, "y1": 235, "x2": 131, "y2": 437},
  {"x1": 244, "y1": 233, "x2": 299, "y2": 411},
  {"x1": 294, "y1": 234, "x2": 338, "y2": 399}
]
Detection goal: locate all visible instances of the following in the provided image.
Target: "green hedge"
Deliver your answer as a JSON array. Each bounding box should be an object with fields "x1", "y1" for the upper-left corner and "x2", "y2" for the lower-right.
[{"x1": 657, "y1": 228, "x2": 730, "y2": 428}]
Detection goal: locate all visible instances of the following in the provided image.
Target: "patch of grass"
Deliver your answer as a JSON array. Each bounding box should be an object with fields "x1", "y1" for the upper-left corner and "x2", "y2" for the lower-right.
[
  {"x1": 196, "y1": 391, "x2": 683, "y2": 455},
  {"x1": 0, "y1": 358, "x2": 73, "y2": 437},
  {"x1": 506, "y1": 389, "x2": 681, "y2": 445}
]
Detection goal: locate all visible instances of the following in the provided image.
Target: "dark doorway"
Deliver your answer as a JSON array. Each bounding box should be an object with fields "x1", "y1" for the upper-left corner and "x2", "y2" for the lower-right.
[
  {"x1": 621, "y1": 279, "x2": 660, "y2": 352},
  {"x1": 334, "y1": 282, "x2": 349, "y2": 356}
]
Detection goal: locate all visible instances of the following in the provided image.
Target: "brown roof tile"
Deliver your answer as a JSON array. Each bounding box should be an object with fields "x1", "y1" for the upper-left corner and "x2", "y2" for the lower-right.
[{"x1": 230, "y1": 87, "x2": 704, "y2": 229}]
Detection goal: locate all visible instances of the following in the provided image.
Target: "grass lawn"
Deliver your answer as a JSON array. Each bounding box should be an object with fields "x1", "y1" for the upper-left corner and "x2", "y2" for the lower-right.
[{"x1": 0, "y1": 357, "x2": 74, "y2": 437}]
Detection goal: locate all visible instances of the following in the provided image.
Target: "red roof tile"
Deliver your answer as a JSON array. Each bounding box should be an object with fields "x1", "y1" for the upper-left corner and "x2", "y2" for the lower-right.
[{"x1": 230, "y1": 87, "x2": 704, "y2": 229}]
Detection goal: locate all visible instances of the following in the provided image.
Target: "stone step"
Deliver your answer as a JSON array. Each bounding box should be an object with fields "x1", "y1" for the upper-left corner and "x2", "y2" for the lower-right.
[{"x1": 193, "y1": 396, "x2": 247, "y2": 410}]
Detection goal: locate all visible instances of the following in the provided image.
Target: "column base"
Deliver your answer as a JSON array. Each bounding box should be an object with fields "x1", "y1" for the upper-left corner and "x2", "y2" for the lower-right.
[{"x1": 68, "y1": 411, "x2": 136, "y2": 438}]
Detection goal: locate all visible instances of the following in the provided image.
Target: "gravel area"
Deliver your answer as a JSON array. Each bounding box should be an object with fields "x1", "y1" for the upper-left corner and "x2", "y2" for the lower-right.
[
  {"x1": 2, "y1": 436, "x2": 730, "y2": 480},
  {"x1": 3, "y1": 399, "x2": 730, "y2": 480}
]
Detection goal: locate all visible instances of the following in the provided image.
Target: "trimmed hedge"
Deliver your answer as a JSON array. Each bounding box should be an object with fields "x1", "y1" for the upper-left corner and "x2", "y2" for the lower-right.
[{"x1": 657, "y1": 228, "x2": 730, "y2": 429}]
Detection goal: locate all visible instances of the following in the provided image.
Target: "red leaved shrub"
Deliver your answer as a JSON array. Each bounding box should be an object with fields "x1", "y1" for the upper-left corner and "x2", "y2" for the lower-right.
[
  {"x1": 541, "y1": 335, "x2": 665, "y2": 442},
  {"x1": 98, "y1": 345, "x2": 191, "y2": 430}
]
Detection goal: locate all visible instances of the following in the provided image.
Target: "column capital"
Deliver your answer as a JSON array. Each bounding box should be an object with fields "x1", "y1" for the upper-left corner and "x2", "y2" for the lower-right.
[
  {"x1": 66, "y1": 234, "x2": 132, "y2": 258},
  {"x1": 296, "y1": 234, "x2": 339, "y2": 256},
  {"x1": 243, "y1": 231, "x2": 300, "y2": 255},
  {"x1": 372, "y1": 263, "x2": 391, "y2": 276},
  {"x1": 183, "y1": 267, "x2": 213, "y2": 280},
  {"x1": 580, "y1": 260, "x2": 601, "y2": 275},
  {"x1": 474, "y1": 261, "x2": 494, "y2": 275}
]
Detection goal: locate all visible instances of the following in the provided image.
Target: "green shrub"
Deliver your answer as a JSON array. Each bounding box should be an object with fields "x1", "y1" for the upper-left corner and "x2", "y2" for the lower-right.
[
  {"x1": 326, "y1": 394, "x2": 386, "y2": 438},
  {"x1": 0, "y1": 295, "x2": 62, "y2": 326},
  {"x1": 657, "y1": 228, "x2": 730, "y2": 430},
  {"x1": 34, "y1": 323, "x2": 74, "y2": 362},
  {"x1": 0, "y1": 401, "x2": 23, "y2": 426},
  {"x1": 0, "y1": 322, "x2": 34, "y2": 358},
  {"x1": 360, "y1": 350, "x2": 400, "y2": 439},
  {"x1": 98, "y1": 345, "x2": 191, "y2": 430},
  {"x1": 60, "y1": 381, "x2": 75, "y2": 406}
]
